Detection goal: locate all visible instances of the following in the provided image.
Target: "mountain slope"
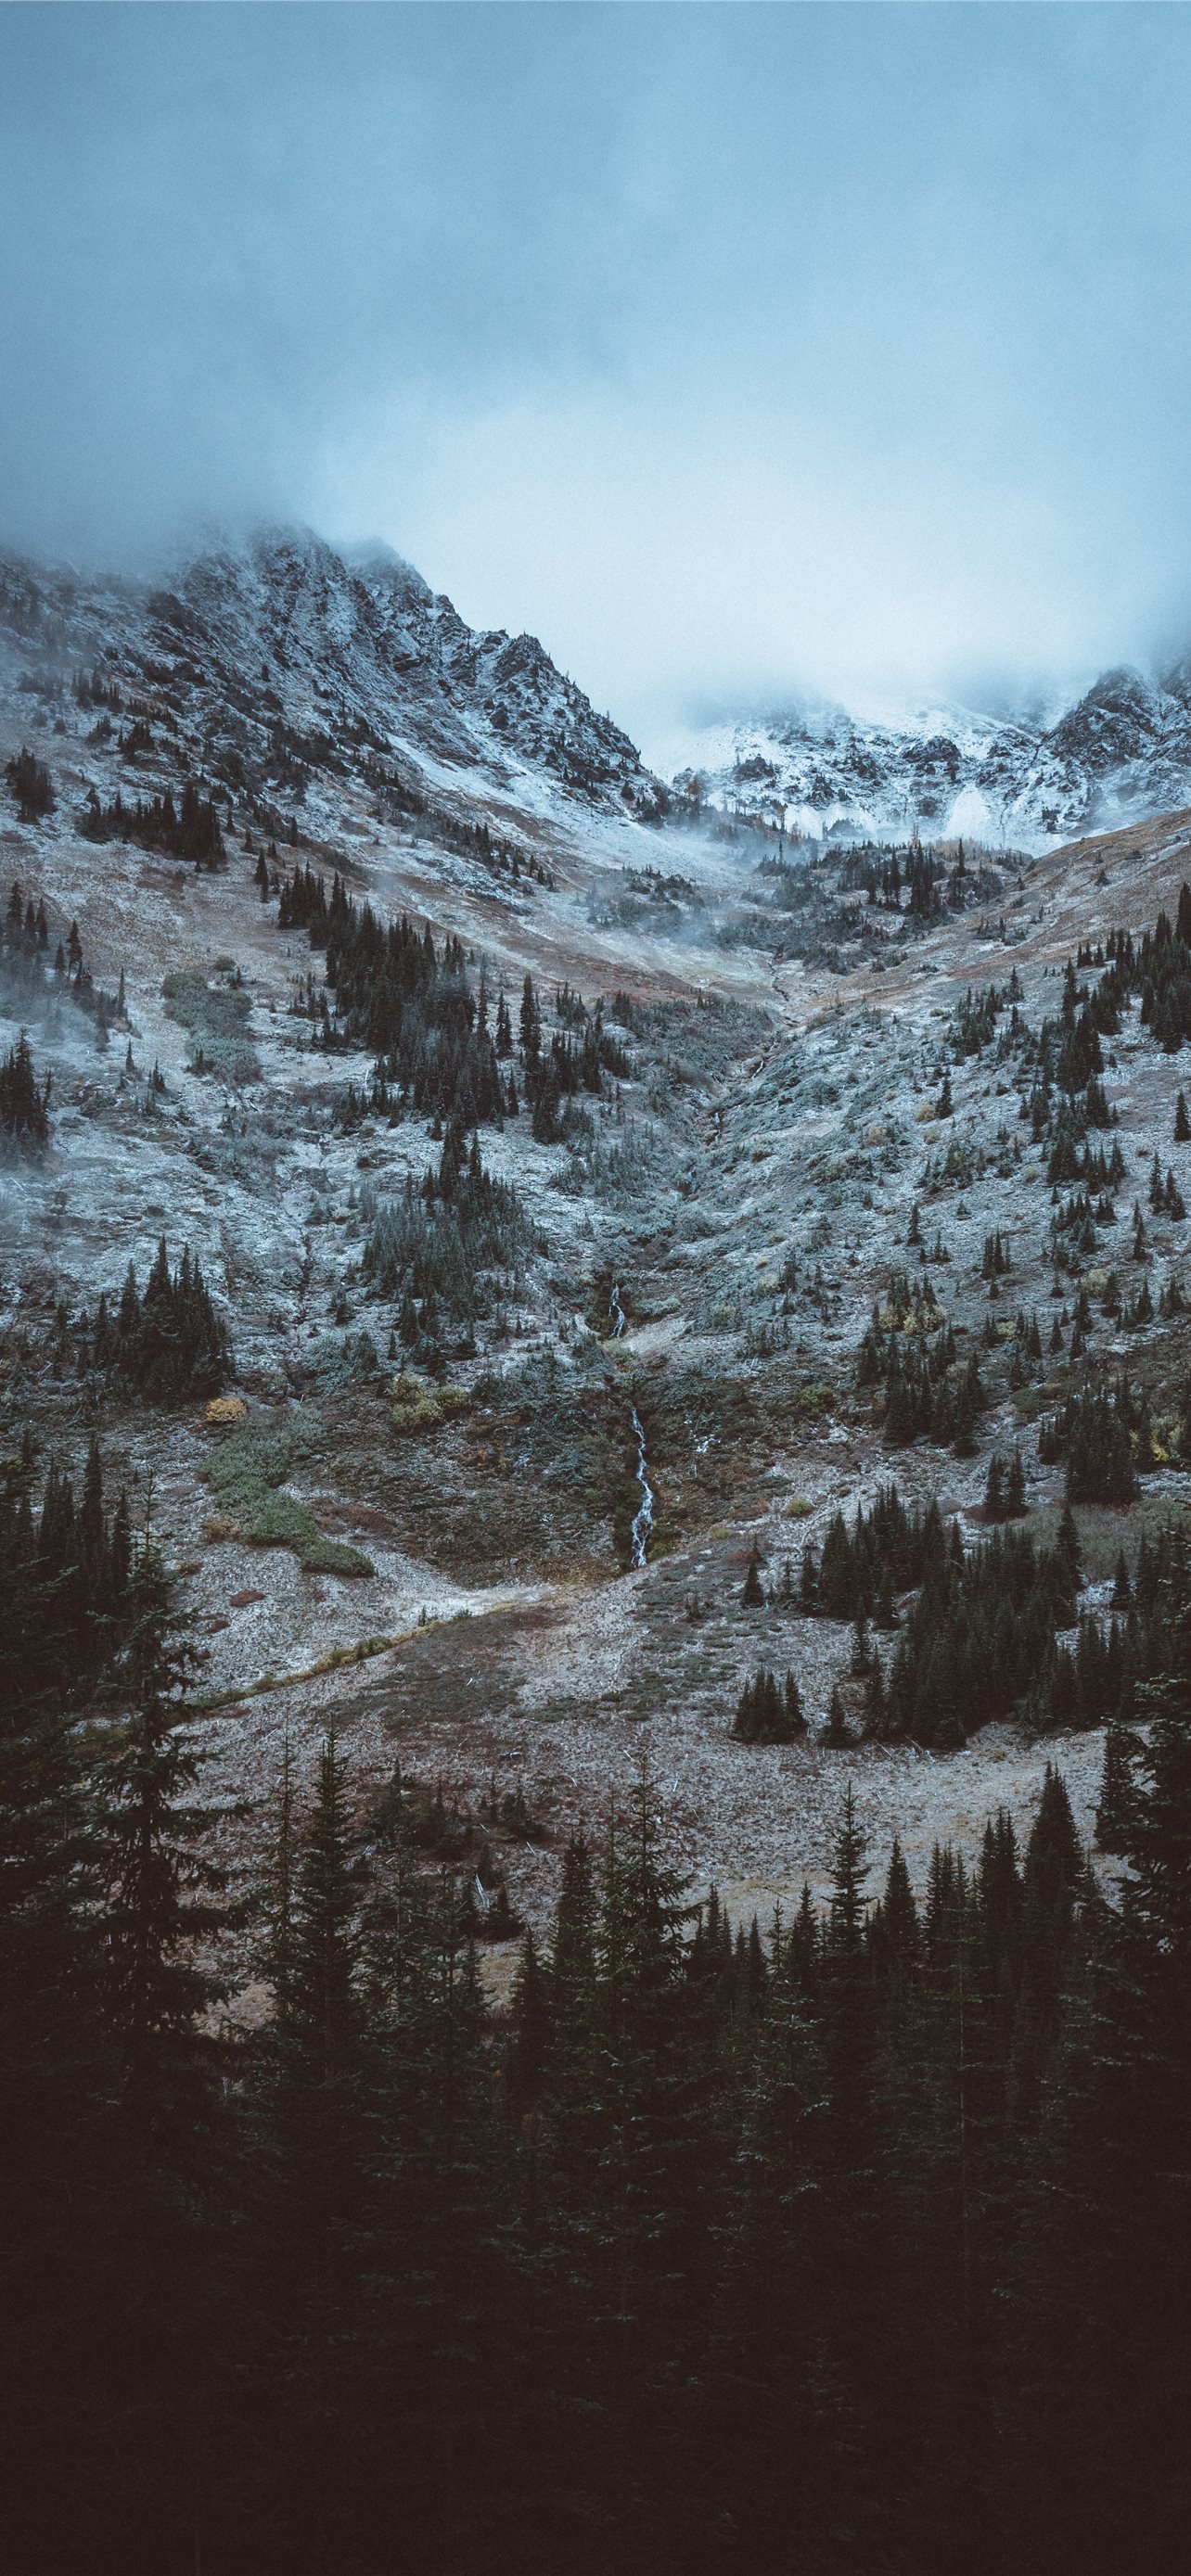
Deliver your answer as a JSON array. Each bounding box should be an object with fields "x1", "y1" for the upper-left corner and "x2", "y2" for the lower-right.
[
  {"x1": 4, "y1": 511, "x2": 1191, "y2": 1961},
  {"x1": 0, "y1": 525, "x2": 668, "y2": 832}
]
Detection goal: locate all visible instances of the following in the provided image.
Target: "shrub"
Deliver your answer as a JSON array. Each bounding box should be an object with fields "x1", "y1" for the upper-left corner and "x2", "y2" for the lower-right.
[
  {"x1": 162, "y1": 972, "x2": 260, "y2": 1085},
  {"x1": 204, "y1": 1409, "x2": 373, "y2": 1576}
]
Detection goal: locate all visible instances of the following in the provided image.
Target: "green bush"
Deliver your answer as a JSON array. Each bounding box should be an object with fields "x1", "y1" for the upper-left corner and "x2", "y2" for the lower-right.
[
  {"x1": 163, "y1": 971, "x2": 260, "y2": 1084},
  {"x1": 205, "y1": 1409, "x2": 373, "y2": 1576}
]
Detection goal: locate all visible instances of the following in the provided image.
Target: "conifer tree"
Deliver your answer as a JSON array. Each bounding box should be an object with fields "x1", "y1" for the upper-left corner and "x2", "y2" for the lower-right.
[
  {"x1": 89, "y1": 1535, "x2": 236, "y2": 2566},
  {"x1": 823, "y1": 1682, "x2": 850, "y2": 1745},
  {"x1": 96, "y1": 1537, "x2": 232, "y2": 2135},
  {"x1": 284, "y1": 1725, "x2": 367, "y2": 2162},
  {"x1": 1014, "y1": 1553, "x2": 1191, "y2": 2570},
  {"x1": 817, "y1": 1784, "x2": 899, "y2": 2511},
  {"x1": 0, "y1": 1030, "x2": 51, "y2": 1152},
  {"x1": 1095, "y1": 1719, "x2": 1137, "y2": 1854},
  {"x1": 509, "y1": 1927, "x2": 549, "y2": 2111},
  {"x1": 0, "y1": 1627, "x2": 116, "y2": 2565},
  {"x1": 519, "y1": 971, "x2": 541, "y2": 1069}
]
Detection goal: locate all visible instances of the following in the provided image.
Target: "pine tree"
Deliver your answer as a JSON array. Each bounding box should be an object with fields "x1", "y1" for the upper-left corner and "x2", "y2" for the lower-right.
[
  {"x1": 872, "y1": 1834, "x2": 919, "y2": 1999},
  {"x1": 1095, "y1": 1719, "x2": 1138, "y2": 1854},
  {"x1": 1014, "y1": 1550, "x2": 1191, "y2": 2570},
  {"x1": 815, "y1": 1783, "x2": 898, "y2": 2513},
  {"x1": 0, "y1": 1031, "x2": 51, "y2": 1153},
  {"x1": 519, "y1": 972, "x2": 541, "y2": 1069},
  {"x1": 286, "y1": 1725, "x2": 367, "y2": 2123},
  {"x1": 1054, "y1": 1500, "x2": 1082, "y2": 1611},
  {"x1": 263, "y1": 1732, "x2": 297, "y2": 2014},
  {"x1": 88, "y1": 1536, "x2": 236, "y2": 2566},
  {"x1": 823, "y1": 1683, "x2": 851, "y2": 1745},
  {"x1": 96, "y1": 1537, "x2": 232, "y2": 2134},
  {"x1": 583, "y1": 1776, "x2": 711, "y2": 2458},
  {"x1": 509, "y1": 1927, "x2": 549, "y2": 2111},
  {"x1": 5, "y1": 746, "x2": 54, "y2": 819},
  {"x1": 0, "y1": 1637, "x2": 116, "y2": 2566}
]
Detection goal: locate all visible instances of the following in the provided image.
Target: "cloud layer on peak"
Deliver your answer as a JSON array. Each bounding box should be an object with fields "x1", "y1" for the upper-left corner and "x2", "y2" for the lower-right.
[{"x1": 5, "y1": 4, "x2": 1191, "y2": 749}]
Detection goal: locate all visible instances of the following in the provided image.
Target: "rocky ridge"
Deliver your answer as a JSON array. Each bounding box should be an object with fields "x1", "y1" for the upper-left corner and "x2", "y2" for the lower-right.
[
  {"x1": 0, "y1": 525, "x2": 668, "y2": 835},
  {"x1": 669, "y1": 661, "x2": 1191, "y2": 849}
]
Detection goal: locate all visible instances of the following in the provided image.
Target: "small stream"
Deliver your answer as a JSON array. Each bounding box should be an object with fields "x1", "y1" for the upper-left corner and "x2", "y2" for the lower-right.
[
  {"x1": 629, "y1": 1405, "x2": 654, "y2": 1569},
  {"x1": 609, "y1": 1282, "x2": 652, "y2": 1566}
]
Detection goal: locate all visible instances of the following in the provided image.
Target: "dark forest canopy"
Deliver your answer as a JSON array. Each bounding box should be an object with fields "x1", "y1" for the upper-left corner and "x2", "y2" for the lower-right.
[{"x1": 3, "y1": 1535, "x2": 1191, "y2": 2572}]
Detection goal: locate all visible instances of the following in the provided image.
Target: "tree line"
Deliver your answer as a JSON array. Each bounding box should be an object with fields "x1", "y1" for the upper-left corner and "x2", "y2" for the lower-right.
[
  {"x1": 50, "y1": 1239, "x2": 234, "y2": 1404},
  {"x1": 788, "y1": 1478, "x2": 1185, "y2": 1747},
  {"x1": 80, "y1": 779, "x2": 225, "y2": 870},
  {"x1": 279, "y1": 868, "x2": 514, "y2": 1126},
  {"x1": 0, "y1": 1433, "x2": 133, "y2": 1718},
  {"x1": 276, "y1": 865, "x2": 629, "y2": 1145}
]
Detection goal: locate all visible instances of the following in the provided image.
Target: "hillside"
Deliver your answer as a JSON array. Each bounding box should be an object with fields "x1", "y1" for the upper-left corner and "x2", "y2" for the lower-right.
[
  {"x1": 0, "y1": 525, "x2": 667, "y2": 838},
  {"x1": 4, "y1": 533, "x2": 1191, "y2": 1956}
]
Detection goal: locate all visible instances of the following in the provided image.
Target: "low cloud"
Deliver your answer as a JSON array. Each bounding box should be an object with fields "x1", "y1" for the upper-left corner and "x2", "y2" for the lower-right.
[{"x1": 5, "y1": 5, "x2": 1191, "y2": 746}]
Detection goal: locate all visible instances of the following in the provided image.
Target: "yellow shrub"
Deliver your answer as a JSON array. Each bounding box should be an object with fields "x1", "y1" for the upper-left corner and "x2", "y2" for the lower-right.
[{"x1": 390, "y1": 1370, "x2": 455, "y2": 1435}]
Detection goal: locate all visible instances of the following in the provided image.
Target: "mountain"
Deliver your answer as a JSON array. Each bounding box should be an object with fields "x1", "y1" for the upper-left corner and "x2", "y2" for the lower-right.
[
  {"x1": 665, "y1": 662, "x2": 1191, "y2": 849},
  {"x1": 10, "y1": 523, "x2": 1191, "y2": 855},
  {"x1": 0, "y1": 524, "x2": 668, "y2": 831},
  {"x1": 5, "y1": 501, "x2": 1191, "y2": 2174}
]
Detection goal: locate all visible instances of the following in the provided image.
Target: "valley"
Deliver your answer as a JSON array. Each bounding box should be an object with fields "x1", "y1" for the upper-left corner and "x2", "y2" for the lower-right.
[{"x1": 4, "y1": 529, "x2": 1191, "y2": 1973}]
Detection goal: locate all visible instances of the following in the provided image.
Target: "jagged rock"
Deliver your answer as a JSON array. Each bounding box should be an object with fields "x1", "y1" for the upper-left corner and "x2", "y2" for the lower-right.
[
  {"x1": 672, "y1": 663, "x2": 1191, "y2": 849},
  {"x1": 0, "y1": 523, "x2": 668, "y2": 824}
]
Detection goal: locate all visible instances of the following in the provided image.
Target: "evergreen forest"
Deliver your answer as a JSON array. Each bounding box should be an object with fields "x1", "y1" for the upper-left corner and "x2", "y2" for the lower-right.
[{"x1": 3, "y1": 1501, "x2": 1190, "y2": 2576}]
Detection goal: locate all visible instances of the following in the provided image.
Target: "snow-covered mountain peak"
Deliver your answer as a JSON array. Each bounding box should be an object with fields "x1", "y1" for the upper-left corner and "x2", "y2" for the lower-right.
[
  {"x1": 0, "y1": 525, "x2": 668, "y2": 825},
  {"x1": 666, "y1": 659, "x2": 1191, "y2": 851}
]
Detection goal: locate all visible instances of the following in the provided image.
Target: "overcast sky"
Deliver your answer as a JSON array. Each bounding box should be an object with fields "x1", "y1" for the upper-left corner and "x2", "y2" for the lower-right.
[{"x1": 3, "y1": 3, "x2": 1191, "y2": 748}]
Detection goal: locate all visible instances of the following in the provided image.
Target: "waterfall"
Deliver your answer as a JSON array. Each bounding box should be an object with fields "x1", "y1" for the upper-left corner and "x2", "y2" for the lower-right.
[
  {"x1": 608, "y1": 1280, "x2": 626, "y2": 1338},
  {"x1": 629, "y1": 1405, "x2": 654, "y2": 1568}
]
